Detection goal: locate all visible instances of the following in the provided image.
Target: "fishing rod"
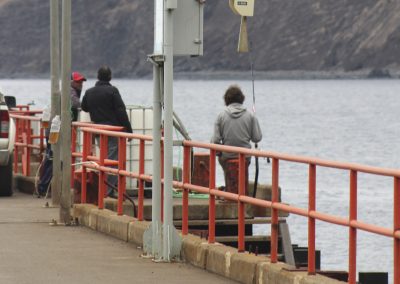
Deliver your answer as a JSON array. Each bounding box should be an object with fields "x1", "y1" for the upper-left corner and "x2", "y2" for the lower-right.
[
  {"x1": 248, "y1": 39, "x2": 270, "y2": 199},
  {"x1": 231, "y1": 0, "x2": 269, "y2": 198},
  {"x1": 248, "y1": 40, "x2": 260, "y2": 198}
]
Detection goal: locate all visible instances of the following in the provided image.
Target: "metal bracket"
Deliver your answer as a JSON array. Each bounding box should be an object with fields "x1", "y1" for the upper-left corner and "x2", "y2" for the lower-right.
[
  {"x1": 143, "y1": 221, "x2": 163, "y2": 260},
  {"x1": 162, "y1": 225, "x2": 182, "y2": 261},
  {"x1": 193, "y1": 38, "x2": 202, "y2": 44},
  {"x1": 147, "y1": 54, "x2": 165, "y2": 67},
  {"x1": 173, "y1": 140, "x2": 184, "y2": 147},
  {"x1": 144, "y1": 223, "x2": 182, "y2": 262}
]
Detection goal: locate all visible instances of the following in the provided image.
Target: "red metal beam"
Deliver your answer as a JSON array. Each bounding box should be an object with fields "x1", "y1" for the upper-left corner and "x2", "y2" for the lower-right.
[
  {"x1": 308, "y1": 164, "x2": 316, "y2": 275},
  {"x1": 208, "y1": 149, "x2": 216, "y2": 244}
]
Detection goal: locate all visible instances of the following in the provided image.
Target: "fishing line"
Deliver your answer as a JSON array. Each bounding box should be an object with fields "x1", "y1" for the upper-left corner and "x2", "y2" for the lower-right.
[
  {"x1": 246, "y1": 38, "x2": 260, "y2": 198},
  {"x1": 249, "y1": 39, "x2": 256, "y2": 113},
  {"x1": 247, "y1": 35, "x2": 270, "y2": 198}
]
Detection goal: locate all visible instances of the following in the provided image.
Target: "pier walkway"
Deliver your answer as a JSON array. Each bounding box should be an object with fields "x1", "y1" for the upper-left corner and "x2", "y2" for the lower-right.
[{"x1": 0, "y1": 191, "x2": 233, "y2": 284}]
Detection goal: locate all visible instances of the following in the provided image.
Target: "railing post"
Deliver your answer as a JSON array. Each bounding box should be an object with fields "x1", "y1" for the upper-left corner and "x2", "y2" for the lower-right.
[
  {"x1": 209, "y1": 149, "x2": 216, "y2": 243},
  {"x1": 238, "y1": 153, "x2": 246, "y2": 252},
  {"x1": 348, "y1": 170, "x2": 357, "y2": 284},
  {"x1": 271, "y1": 158, "x2": 279, "y2": 263},
  {"x1": 161, "y1": 140, "x2": 164, "y2": 222},
  {"x1": 138, "y1": 139, "x2": 145, "y2": 220},
  {"x1": 70, "y1": 125, "x2": 77, "y2": 188},
  {"x1": 98, "y1": 134, "x2": 107, "y2": 209},
  {"x1": 39, "y1": 126, "x2": 44, "y2": 154},
  {"x1": 182, "y1": 145, "x2": 191, "y2": 235},
  {"x1": 81, "y1": 131, "x2": 89, "y2": 203},
  {"x1": 394, "y1": 177, "x2": 400, "y2": 284},
  {"x1": 308, "y1": 164, "x2": 316, "y2": 275},
  {"x1": 26, "y1": 120, "x2": 31, "y2": 177},
  {"x1": 117, "y1": 137, "x2": 126, "y2": 216},
  {"x1": 13, "y1": 118, "x2": 19, "y2": 173}
]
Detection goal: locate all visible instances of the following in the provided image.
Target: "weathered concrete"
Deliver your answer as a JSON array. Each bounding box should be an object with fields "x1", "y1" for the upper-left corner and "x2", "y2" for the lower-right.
[
  {"x1": 95, "y1": 208, "x2": 114, "y2": 235},
  {"x1": 73, "y1": 203, "x2": 346, "y2": 284},
  {"x1": 103, "y1": 196, "x2": 289, "y2": 220},
  {"x1": 230, "y1": 252, "x2": 264, "y2": 284},
  {"x1": 73, "y1": 203, "x2": 97, "y2": 226},
  {"x1": 206, "y1": 243, "x2": 238, "y2": 278},
  {"x1": 128, "y1": 220, "x2": 150, "y2": 246},
  {"x1": 181, "y1": 234, "x2": 209, "y2": 269},
  {"x1": 0, "y1": 192, "x2": 234, "y2": 284},
  {"x1": 15, "y1": 172, "x2": 344, "y2": 284},
  {"x1": 109, "y1": 214, "x2": 134, "y2": 242}
]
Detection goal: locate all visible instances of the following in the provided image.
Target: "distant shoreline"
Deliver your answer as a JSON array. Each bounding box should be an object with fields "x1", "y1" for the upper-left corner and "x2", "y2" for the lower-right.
[
  {"x1": 1, "y1": 69, "x2": 399, "y2": 80},
  {"x1": 174, "y1": 69, "x2": 398, "y2": 80}
]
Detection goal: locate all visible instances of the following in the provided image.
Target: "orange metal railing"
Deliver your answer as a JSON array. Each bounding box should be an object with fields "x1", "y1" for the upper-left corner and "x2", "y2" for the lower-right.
[
  {"x1": 181, "y1": 140, "x2": 400, "y2": 284},
  {"x1": 10, "y1": 111, "x2": 45, "y2": 176},
  {"x1": 70, "y1": 122, "x2": 125, "y2": 187},
  {"x1": 11, "y1": 112, "x2": 399, "y2": 284},
  {"x1": 74, "y1": 127, "x2": 152, "y2": 217},
  {"x1": 71, "y1": 127, "x2": 399, "y2": 284}
]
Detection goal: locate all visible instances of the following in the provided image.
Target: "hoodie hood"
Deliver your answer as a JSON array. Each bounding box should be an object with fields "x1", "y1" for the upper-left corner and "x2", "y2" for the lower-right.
[{"x1": 225, "y1": 103, "x2": 246, "y2": 118}]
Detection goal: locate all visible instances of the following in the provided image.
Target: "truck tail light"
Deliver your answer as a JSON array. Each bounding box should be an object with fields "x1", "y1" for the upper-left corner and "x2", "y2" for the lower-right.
[{"x1": 0, "y1": 110, "x2": 10, "y2": 138}]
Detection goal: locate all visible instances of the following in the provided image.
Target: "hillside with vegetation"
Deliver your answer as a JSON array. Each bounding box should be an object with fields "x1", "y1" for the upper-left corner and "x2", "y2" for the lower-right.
[{"x1": 1, "y1": 0, "x2": 400, "y2": 78}]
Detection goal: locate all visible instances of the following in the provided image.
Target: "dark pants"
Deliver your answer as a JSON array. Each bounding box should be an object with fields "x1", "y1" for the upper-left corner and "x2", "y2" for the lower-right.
[
  {"x1": 38, "y1": 144, "x2": 52, "y2": 195},
  {"x1": 96, "y1": 136, "x2": 118, "y2": 196}
]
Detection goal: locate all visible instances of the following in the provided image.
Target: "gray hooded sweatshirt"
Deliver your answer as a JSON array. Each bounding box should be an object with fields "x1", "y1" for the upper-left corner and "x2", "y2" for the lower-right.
[{"x1": 211, "y1": 103, "x2": 262, "y2": 159}]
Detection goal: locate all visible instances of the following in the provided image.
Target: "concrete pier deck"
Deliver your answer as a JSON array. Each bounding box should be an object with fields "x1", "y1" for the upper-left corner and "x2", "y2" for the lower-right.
[
  {"x1": 0, "y1": 192, "x2": 233, "y2": 284},
  {"x1": 11, "y1": 175, "x2": 346, "y2": 284}
]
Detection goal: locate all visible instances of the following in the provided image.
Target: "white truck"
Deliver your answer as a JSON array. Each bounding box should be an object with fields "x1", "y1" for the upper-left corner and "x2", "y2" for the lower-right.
[{"x1": 0, "y1": 93, "x2": 15, "y2": 196}]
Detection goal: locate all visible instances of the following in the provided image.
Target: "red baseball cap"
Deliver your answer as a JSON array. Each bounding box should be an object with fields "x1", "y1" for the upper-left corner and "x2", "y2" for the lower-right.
[{"x1": 71, "y1": 72, "x2": 87, "y2": 82}]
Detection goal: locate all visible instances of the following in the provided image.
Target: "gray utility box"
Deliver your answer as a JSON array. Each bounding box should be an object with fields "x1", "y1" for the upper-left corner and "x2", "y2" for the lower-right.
[{"x1": 173, "y1": 0, "x2": 204, "y2": 56}]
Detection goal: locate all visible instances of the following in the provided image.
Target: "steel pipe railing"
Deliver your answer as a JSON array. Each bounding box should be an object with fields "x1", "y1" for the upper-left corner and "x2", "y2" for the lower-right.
[
  {"x1": 10, "y1": 112, "x2": 45, "y2": 176},
  {"x1": 75, "y1": 127, "x2": 151, "y2": 215},
  {"x1": 13, "y1": 111, "x2": 396, "y2": 284},
  {"x1": 11, "y1": 110, "x2": 400, "y2": 283},
  {"x1": 308, "y1": 164, "x2": 316, "y2": 275}
]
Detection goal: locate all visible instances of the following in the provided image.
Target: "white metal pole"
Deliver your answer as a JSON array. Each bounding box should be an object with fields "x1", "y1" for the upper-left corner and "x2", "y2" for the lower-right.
[
  {"x1": 144, "y1": 0, "x2": 164, "y2": 258},
  {"x1": 50, "y1": 0, "x2": 61, "y2": 206},
  {"x1": 59, "y1": 0, "x2": 71, "y2": 224},
  {"x1": 151, "y1": 63, "x2": 162, "y2": 258},
  {"x1": 163, "y1": 2, "x2": 174, "y2": 261}
]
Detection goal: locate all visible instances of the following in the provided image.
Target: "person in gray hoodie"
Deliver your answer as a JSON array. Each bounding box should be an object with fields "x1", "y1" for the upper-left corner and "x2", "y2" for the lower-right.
[{"x1": 211, "y1": 85, "x2": 262, "y2": 192}]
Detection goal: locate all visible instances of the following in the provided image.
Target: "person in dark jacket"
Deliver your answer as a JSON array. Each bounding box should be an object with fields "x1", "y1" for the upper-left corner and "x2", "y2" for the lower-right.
[{"x1": 81, "y1": 66, "x2": 133, "y2": 194}]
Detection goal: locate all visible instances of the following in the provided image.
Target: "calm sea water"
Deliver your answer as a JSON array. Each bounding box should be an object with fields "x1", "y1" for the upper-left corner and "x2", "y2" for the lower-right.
[{"x1": 1, "y1": 78, "x2": 398, "y2": 280}]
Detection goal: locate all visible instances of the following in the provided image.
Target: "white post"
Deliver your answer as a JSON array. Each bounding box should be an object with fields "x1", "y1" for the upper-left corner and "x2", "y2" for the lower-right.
[
  {"x1": 163, "y1": 1, "x2": 175, "y2": 261},
  {"x1": 144, "y1": 0, "x2": 181, "y2": 261},
  {"x1": 151, "y1": 63, "x2": 162, "y2": 258},
  {"x1": 59, "y1": 0, "x2": 71, "y2": 224},
  {"x1": 143, "y1": 0, "x2": 164, "y2": 258},
  {"x1": 50, "y1": 0, "x2": 61, "y2": 206}
]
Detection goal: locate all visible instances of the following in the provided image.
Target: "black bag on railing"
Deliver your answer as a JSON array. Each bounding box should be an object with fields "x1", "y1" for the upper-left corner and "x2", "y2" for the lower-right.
[{"x1": 4, "y1": 96, "x2": 16, "y2": 108}]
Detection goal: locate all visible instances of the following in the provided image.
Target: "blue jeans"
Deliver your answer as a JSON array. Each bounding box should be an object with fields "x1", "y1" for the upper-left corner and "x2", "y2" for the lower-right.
[{"x1": 96, "y1": 136, "x2": 118, "y2": 196}]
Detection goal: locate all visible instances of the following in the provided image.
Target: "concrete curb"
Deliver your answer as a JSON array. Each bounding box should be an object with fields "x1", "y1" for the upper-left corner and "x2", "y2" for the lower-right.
[
  {"x1": 128, "y1": 220, "x2": 150, "y2": 245},
  {"x1": 181, "y1": 234, "x2": 209, "y2": 269},
  {"x1": 73, "y1": 204, "x2": 345, "y2": 284}
]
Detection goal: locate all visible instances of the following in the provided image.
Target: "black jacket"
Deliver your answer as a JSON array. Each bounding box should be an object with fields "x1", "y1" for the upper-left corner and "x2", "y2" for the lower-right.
[{"x1": 81, "y1": 81, "x2": 133, "y2": 133}]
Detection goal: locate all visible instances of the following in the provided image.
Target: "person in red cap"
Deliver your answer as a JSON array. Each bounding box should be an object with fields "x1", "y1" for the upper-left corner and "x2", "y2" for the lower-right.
[{"x1": 71, "y1": 71, "x2": 86, "y2": 121}]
